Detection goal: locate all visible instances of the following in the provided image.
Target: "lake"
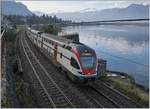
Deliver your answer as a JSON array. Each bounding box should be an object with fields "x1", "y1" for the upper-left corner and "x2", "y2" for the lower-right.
[{"x1": 59, "y1": 24, "x2": 149, "y2": 88}]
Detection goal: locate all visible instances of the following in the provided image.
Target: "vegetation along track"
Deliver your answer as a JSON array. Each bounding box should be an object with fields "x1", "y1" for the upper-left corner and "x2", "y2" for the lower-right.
[
  {"x1": 89, "y1": 81, "x2": 141, "y2": 108},
  {"x1": 20, "y1": 32, "x2": 75, "y2": 108}
]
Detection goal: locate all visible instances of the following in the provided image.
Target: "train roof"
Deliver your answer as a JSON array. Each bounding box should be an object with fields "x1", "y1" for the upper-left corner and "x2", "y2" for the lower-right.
[
  {"x1": 44, "y1": 33, "x2": 72, "y2": 43},
  {"x1": 42, "y1": 33, "x2": 73, "y2": 46},
  {"x1": 27, "y1": 27, "x2": 95, "y2": 53},
  {"x1": 71, "y1": 43, "x2": 94, "y2": 53},
  {"x1": 28, "y1": 27, "x2": 39, "y2": 34},
  {"x1": 43, "y1": 32, "x2": 94, "y2": 54},
  {"x1": 28, "y1": 27, "x2": 73, "y2": 45},
  {"x1": 77, "y1": 44, "x2": 94, "y2": 52}
]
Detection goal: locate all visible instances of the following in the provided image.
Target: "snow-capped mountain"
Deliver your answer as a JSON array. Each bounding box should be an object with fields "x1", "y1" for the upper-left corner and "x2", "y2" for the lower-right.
[{"x1": 49, "y1": 4, "x2": 149, "y2": 22}]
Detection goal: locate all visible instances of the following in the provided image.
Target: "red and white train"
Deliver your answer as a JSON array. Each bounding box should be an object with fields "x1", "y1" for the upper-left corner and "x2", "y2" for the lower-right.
[{"x1": 26, "y1": 27, "x2": 98, "y2": 82}]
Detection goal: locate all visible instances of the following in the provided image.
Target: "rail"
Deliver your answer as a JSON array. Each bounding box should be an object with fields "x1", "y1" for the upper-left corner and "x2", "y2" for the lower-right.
[
  {"x1": 89, "y1": 84, "x2": 121, "y2": 108},
  {"x1": 1, "y1": 30, "x2": 5, "y2": 39},
  {"x1": 89, "y1": 82, "x2": 141, "y2": 108}
]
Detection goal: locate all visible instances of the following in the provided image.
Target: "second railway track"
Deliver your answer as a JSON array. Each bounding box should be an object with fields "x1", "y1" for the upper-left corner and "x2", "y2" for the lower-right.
[{"x1": 89, "y1": 81, "x2": 141, "y2": 108}]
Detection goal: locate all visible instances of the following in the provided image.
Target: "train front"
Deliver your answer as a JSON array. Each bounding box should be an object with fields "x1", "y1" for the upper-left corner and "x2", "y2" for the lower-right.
[{"x1": 74, "y1": 45, "x2": 98, "y2": 81}]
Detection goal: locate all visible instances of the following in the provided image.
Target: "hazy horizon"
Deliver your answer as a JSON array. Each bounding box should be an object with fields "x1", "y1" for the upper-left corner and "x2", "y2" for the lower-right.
[{"x1": 15, "y1": 0, "x2": 149, "y2": 14}]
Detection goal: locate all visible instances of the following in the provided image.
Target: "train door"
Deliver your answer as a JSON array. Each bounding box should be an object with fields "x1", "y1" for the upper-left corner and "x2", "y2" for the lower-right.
[
  {"x1": 41, "y1": 37, "x2": 43, "y2": 48},
  {"x1": 70, "y1": 57, "x2": 80, "y2": 73},
  {"x1": 53, "y1": 43, "x2": 58, "y2": 65}
]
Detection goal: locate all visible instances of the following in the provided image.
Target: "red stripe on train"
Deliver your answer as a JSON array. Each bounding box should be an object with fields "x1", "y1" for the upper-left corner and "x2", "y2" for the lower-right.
[{"x1": 82, "y1": 69, "x2": 96, "y2": 75}]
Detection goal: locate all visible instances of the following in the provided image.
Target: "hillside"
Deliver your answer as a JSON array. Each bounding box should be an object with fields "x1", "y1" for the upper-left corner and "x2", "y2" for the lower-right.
[{"x1": 2, "y1": 1, "x2": 33, "y2": 16}]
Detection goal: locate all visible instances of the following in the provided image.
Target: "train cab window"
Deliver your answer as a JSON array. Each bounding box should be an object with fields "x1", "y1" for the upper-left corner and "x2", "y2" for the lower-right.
[
  {"x1": 52, "y1": 42, "x2": 54, "y2": 45},
  {"x1": 71, "y1": 57, "x2": 80, "y2": 69}
]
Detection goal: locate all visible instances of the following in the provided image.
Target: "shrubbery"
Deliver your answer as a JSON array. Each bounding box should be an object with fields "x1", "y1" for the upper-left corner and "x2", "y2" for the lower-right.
[
  {"x1": 41, "y1": 24, "x2": 61, "y2": 35},
  {"x1": 4, "y1": 28, "x2": 17, "y2": 42}
]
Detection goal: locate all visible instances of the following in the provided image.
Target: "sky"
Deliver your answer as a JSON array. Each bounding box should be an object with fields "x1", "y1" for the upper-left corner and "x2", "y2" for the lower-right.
[{"x1": 15, "y1": 0, "x2": 149, "y2": 14}]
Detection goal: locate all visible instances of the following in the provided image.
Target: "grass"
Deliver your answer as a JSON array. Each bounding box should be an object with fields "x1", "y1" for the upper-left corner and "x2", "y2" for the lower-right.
[
  {"x1": 108, "y1": 76, "x2": 149, "y2": 107},
  {"x1": 1, "y1": 93, "x2": 11, "y2": 107},
  {"x1": 15, "y1": 77, "x2": 33, "y2": 107},
  {"x1": 2, "y1": 27, "x2": 37, "y2": 107},
  {"x1": 1, "y1": 27, "x2": 17, "y2": 108},
  {"x1": 41, "y1": 24, "x2": 61, "y2": 35}
]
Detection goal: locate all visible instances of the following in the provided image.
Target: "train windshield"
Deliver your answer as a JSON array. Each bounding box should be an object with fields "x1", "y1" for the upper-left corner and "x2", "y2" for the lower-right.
[{"x1": 80, "y1": 56, "x2": 96, "y2": 69}]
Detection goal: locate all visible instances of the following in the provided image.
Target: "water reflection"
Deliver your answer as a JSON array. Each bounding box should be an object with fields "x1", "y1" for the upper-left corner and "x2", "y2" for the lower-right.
[
  {"x1": 80, "y1": 35, "x2": 147, "y2": 54},
  {"x1": 61, "y1": 24, "x2": 149, "y2": 88}
]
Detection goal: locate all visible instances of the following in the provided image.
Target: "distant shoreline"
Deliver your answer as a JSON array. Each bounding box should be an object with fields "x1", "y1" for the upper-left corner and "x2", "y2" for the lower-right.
[{"x1": 62, "y1": 22, "x2": 149, "y2": 27}]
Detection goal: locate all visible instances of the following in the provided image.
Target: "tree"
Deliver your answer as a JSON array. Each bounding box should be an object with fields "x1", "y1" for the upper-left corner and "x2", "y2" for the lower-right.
[{"x1": 42, "y1": 24, "x2": 61, "y2": 35}]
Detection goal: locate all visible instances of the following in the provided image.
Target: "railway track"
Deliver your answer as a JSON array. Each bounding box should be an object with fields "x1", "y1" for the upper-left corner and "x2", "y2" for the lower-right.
[
  {"x1": 78, "y1": 85, "x2": 120, "y2": 108},
  {"x1": 20, "y1": 32, "x2": 75, "y2": 108},
  {"x1": 19, "y1": 30, "x2": 142, "y2": 108},
  {"x1": 25, "y1": 30, "x2": 127, "y2": 108},
  {"x1": 25, "y1": 31, "x2": 104, "y2": 108},
  {"x1": 24, "y1": 30, "x2": 121, "y2": 108},
  {"x1": 89, "y1": 81, "x2": 141, "y2": 108}
]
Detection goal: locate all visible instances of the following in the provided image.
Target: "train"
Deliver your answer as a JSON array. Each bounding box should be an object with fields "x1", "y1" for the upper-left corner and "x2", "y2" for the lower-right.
[{"x1": 26, "y1": 27, "x2": 98, "y2": 82}]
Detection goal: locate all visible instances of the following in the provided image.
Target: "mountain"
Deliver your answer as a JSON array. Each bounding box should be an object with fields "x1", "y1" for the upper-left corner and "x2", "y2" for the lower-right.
[
  {"x1": 1, "y1": 2, "x2": 149, "y2": 22},
  {"x1": 79, "y1": 8, "x2": 99, "y2": 13},
  {"x1": 50, "y1": 4, "x2": 149, "y2": 22},
  {"x1": 2, "y1": 1, "x2": 33, "y2": 16}
]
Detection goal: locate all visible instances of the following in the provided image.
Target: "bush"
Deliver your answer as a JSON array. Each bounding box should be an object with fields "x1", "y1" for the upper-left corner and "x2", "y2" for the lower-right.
[
  {"x1": 42, "y1": 24, "x2": 61, "y2": 35},
  {"x1": 1, "y1": 93, "x2": 10, "y2": 107},
  {"x1": 5, "y1": 28, "x2": 17, "y2": 42}
]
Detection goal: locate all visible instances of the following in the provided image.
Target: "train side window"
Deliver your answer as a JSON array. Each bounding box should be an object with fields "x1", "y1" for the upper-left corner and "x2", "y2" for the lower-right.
[
  {"x1": 60, "y1": 53, "x2": 62, "y2": 58},
  {"x1": 52, "y1": 41, "x2": 54, "y2": 45},
  {"x1": 71, "y1": 57, "x2": 80, "y2": 69}
]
